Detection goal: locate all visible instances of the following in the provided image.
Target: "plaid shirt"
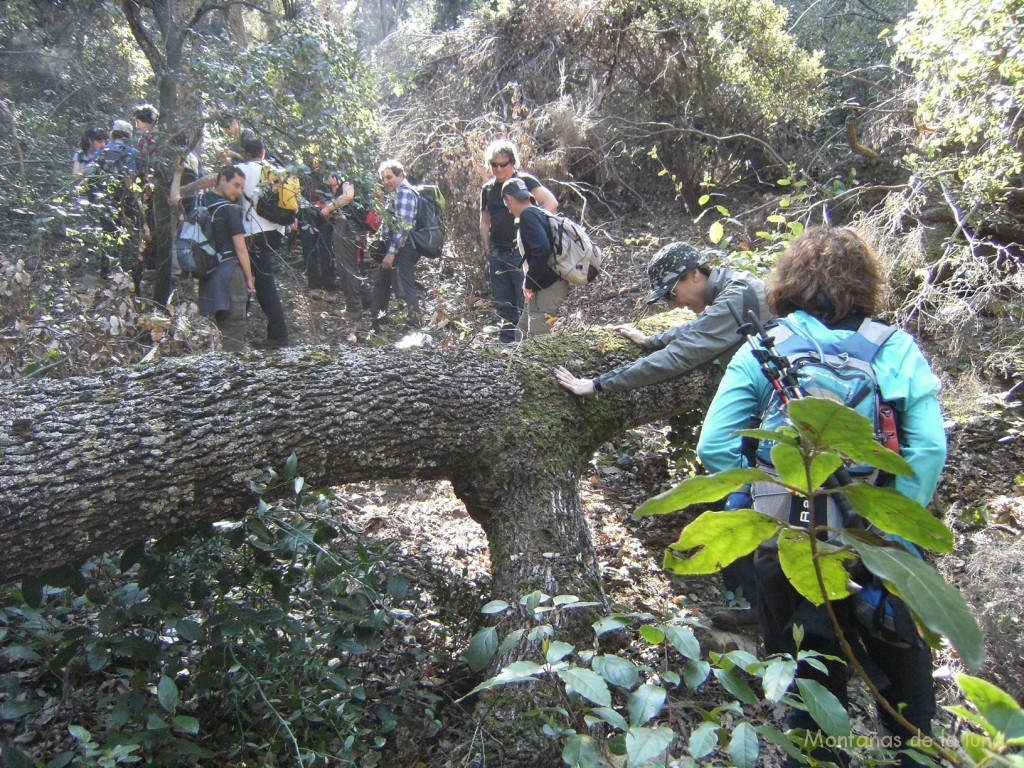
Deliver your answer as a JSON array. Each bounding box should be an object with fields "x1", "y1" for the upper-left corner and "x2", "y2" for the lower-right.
[{"x1": 384, "y1": 180, "x2": 417, "y2": 252}]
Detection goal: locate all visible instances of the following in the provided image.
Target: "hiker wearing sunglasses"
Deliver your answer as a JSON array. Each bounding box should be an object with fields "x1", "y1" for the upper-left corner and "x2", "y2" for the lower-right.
[
  {"x1": 553, "y1": 241, "x2": 769, "y2": 629},
  {"x1": 480, "y1": 140, "x2": 558, "y2": 343}
]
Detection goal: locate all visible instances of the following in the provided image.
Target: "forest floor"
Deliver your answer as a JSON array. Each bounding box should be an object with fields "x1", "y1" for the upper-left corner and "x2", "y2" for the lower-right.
[{"x1": 3, "y1": 207, "x2": 1023, "y2": 766}]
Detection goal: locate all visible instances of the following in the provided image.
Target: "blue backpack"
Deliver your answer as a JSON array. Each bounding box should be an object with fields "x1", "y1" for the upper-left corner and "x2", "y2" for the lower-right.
[{"x1": 751, "y1": 318, "x2": 897, "y2": 546}]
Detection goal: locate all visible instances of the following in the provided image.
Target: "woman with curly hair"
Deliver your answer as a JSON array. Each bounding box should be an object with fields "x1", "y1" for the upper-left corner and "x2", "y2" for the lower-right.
[{"x1": 697, "y1": 226, "x2": 947, "y2": 767}]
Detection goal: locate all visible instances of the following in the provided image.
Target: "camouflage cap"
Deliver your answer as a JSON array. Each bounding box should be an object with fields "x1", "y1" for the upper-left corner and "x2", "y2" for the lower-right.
[{"x1": 645, "y1": 242, "x2": 710, "y2": 303}]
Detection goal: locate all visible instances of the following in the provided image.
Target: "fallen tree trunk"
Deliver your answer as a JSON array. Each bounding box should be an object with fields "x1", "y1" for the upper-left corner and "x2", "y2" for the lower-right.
[
  {"x1": 2, "y1": 321, "x2": 719, "y2": 766},
  {"x1": 1, "y1": 319, "x2": 713, "y2": 604}
]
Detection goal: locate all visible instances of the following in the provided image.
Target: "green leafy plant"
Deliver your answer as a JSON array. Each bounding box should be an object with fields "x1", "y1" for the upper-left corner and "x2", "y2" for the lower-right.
[
  {"x1": 1, "y1": 455, "x2": 439, "y2": 767},
  {"x1": 634, "y1": 397, "x2": 1024, "y2": 766}
]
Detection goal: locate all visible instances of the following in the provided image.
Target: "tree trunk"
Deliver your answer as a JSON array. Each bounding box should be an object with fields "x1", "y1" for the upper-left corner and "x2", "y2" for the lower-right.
[{"x1": 0, "y1": 324, "x2": 712, "y2": 598}]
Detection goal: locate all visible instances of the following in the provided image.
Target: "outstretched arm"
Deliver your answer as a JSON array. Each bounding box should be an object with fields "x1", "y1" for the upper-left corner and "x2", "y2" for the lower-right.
[
  {"x1": 612, "y1": 324, "x2": 647, "y2": 347},
  {"x1": 553, "y1": 366, "x2": 596, "y2": 396}
]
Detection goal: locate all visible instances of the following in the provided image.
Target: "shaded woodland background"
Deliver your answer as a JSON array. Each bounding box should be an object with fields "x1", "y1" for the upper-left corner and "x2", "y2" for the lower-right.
[{"x1": 1, "y1": 0, "x2": 1023, "y2": 765}]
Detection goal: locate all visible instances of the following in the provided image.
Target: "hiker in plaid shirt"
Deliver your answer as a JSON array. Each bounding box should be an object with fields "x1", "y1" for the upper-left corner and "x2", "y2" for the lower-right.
[{"x1": 372, "y1": 158, "x2": 422, "y2": 329}]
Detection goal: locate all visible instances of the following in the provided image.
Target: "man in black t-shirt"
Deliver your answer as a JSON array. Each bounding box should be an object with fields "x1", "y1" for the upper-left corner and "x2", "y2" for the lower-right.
[
  {"x1": 479, "y1": 140, "x2": 558, "y2": 342},
  {"x1": 197, "y1": 166, "x2": 254, "y2": 352}
]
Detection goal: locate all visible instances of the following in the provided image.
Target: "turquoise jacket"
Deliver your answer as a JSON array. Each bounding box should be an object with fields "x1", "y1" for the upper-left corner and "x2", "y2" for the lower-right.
[{"x1": 696, "y1": 310, "x2": 947, "y2": 506}]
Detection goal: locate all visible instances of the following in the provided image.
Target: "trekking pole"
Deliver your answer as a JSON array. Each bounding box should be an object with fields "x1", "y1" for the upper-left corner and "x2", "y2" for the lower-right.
[{"x1": 729, "y1": 307, "x2": 861, "y2": 529}]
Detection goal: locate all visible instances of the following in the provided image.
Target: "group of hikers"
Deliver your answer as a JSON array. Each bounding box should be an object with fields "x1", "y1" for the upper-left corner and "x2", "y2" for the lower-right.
[
  {"x1": 72, "y1": 116, "x2": 944, "y2": 765},
  {"x1": 71, "y1": 120, "x2": 580, "y2": 350}
]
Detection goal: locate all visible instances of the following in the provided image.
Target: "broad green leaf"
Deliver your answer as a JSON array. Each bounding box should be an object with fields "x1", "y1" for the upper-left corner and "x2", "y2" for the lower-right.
[
  {"x1": 284, "y1": 452, "x2": 298, "y2": 478},
  {"x1": 794, "y1": 679, "x2": 850, "y2": 736},
  {"x1": 547, "y1": 640, "x2": 575, "y2": 664},
  {"x1": 553, "y1": 594, "x2": 581, "y2": 606},
  {"x1": 593, "y1": 615, "x2": 632, "y2": 636},
  {"x1": 755, "y1": 724, "x2": 806, "y2": 760},
  {"x1": 459, "y1": 660, "x2": 545, "y2": 699},
  {"x1": 847, "y1": 535, "x2": 984, "y2": 672},
  {"x1": 770, "y1": 443, "x2": 842, "y2": 496},
  {"x1": 592, "y1": 654, "x2": 639, "y2": 688},
  {"x1": 87, "y1": 645, "x2": 109, "y2": 672},
  {"x1": 714, "y1": 668, "x2": 760, "y2": 707},
  {"x1": 562, "y1": 734, "x2": 601, "y2": 768},
  {"x1": 698, "y1": 194, "x2": 711, "y2": 205},
  {"x1": 664, "y1": 510, "x2": 781, "y2": 574},
  {"x1": 157, "y1": 676, "x2": 179, "y2": 713},
  {"x1": 842, "y1": 484, "x2": 953, "y2": 552},
  {"x1": 729, "y1": 722, "x2": 759, "y2": 768},
  {"x1": 722, "y1": 649, "x2": 762, "y2": 673},
  {"x1": 634, "y1": 468, "x2": 771, "y2": 517},
  {"x1": 1, "y1": 645, "x2": 40, "y2": 664},
  {"x1": 688, "y1": 721, "x2": 719, "y2": 758},
  {"x1": 735, "y1": 427, "x2": 799, "y2": 446},
  {"x1": 464, "y1": 627, "x2": 499, "y2": 672},
  {"x1": 960, "y1": 732, "x2": 999, "y2": 763},
  {"x1": 627, "y1": 684, "x2": 667, "y2": 726},
  {"x1": 777, "y1": 530, "x2": 854, "y2": 605},
  {"x1": 682, "y1": 659, "x2": 711, "y2": 689},
  {"x1": 956, "y1": 674, "x2": 1024, "y2": 740},
  {"x1": 709, "y1": 221, "x2": 724, "y2": 244},
  {"x1": 944, "y1": 704, "x2": 991, "y2": 735},
  {"x1": 528, "y1": 624, "x2": 554, "y2": 643},
  {"x1": 68, "y1": 725, "x2": 92, "y2": 743},
  {"x1": 0, "y1": 700, "x2": 39, "y2": 722},
  {"x1": 788, "y1": 398, "x2": 911, "y2": 475},
  {"x1": 558, "y1": 667, "x2": 612, "y2": 707},
  {"x1": 762, "y1": 657, "x2": 797, "y2": 702},
  {"x1": 587, "y1": 706, "x2": 628, "y2": 731},
  {"x1": 173, "y1": 715, "x2": 200, "y2": 735},
  {"x1": 625, "y1": 726, "x2": 675, "y2": 765},
  {"x1": 639, "y1": 625, "x2": 665, "y2": 645},
  {"x1": 481, "y1": 600, "x2": 509, "y2": 614},
  {"x1": 521, "y1": 591, "x2": 550, "y2": 613},
  {"x1": 498, "y1": 628, "x2": 526, "y2": 655},
  {"x1": 662, "y1": 625, "x2": 701, "y2": 659}
]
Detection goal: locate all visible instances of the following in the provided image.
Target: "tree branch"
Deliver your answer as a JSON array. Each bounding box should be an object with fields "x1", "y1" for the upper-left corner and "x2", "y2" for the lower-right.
[{"x1": 121, "y1": 0, "x2": 165, "y2": 73}]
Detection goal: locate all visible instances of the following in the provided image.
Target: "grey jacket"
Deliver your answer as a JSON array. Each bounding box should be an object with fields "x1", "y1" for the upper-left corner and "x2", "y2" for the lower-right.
[{"x1": 594, "y1": 267, "x2": 769, "y2": 393}]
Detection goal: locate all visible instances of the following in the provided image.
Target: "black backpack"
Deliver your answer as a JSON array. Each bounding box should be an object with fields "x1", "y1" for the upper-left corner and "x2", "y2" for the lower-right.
[{"x1": 408, "y1": 184, "x2": 445, "y2": 259}]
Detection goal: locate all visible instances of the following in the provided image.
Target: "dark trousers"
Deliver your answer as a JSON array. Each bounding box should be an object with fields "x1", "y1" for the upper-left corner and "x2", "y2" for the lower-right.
[
  {"x1": 333, "y1": 215, "x2": 370, "y2": 313},
  {"x1": 722, "y1": 554, "x2": 759, "y2": 608},
  {"x1": 372, "y1": 243, "x2": 420, "y2": 324},
  {"x1": 300, "y1": 210, "x2": 336, "y2": 290},
  {"x1": 755, "y1": 553, "x2": 935, "y2": 768},
  {"x1": 487, "y1": 246, "x2": 524, "y2": 343},
  {"x1": 247, "y1": 230, "x2": 289, "y2": 343}
]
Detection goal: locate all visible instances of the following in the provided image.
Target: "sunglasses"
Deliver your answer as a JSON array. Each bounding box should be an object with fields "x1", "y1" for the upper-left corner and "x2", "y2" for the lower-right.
[{"x1": 490, "y1": 161, "x2": 512, "y2": 169}]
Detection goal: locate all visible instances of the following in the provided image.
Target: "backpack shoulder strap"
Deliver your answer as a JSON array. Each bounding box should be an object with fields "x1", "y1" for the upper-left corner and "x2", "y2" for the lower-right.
[{"x1": 844, "y1": 318, "x2": 897, "y2": 363}]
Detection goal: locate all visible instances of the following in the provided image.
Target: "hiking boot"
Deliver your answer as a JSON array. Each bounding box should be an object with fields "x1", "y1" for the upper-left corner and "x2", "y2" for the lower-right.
[
  {"x1": 710, "y1": 607, "x2": 761, "y2": 631},
  {"x1": 252, "y1": 337, "x2": 289, "y2": 350}
]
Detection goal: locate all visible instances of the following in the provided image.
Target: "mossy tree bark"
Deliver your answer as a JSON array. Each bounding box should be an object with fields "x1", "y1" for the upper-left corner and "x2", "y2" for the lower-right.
[{"x1": 1, "y1": 317, "x2": 713, "y2": 597}]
